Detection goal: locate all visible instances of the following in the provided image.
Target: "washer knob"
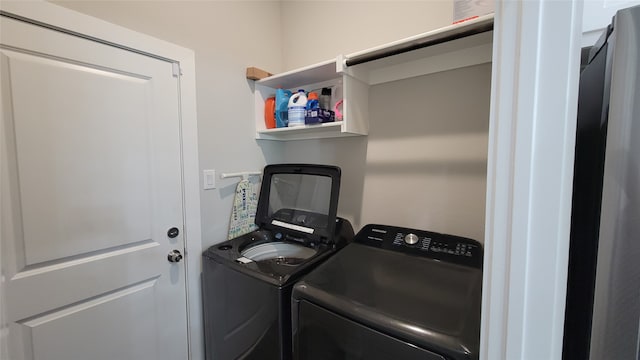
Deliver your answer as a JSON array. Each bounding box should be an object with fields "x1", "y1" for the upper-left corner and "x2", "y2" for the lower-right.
[{"x1": 404, "y1": 233, "x2": 419, "y2": 245}]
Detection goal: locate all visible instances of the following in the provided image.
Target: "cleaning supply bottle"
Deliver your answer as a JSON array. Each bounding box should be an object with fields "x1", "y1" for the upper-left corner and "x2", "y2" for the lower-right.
[
  {"x1": 306, "y1": 92, "x2": 319, "y2": 110},
  {"x1": 288, "y1": 89, "x2": 307, "y2": 127},
  {"x1": 305, "y1": 92, "x2": 321, "y2": 125},
  {"x1": 320, "y1": 87, "x2": 332, "y2": 110},
  {"x1": 275, "y1": 89, "x2": 292, "y2": 128}
]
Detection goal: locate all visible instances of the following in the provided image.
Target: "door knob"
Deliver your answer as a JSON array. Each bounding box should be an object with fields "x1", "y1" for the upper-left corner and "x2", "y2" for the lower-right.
[{"x1": 168, "y1": 249, "x2": 183, "y2": 263}]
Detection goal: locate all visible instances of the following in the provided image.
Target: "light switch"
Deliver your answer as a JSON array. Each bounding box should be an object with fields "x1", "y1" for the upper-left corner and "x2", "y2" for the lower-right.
[{"x1": 203, "y1": 169, "x2": 216, "y2": 190}]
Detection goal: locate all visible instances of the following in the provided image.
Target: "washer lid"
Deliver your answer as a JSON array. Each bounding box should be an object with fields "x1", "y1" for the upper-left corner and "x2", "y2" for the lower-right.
[
  {"x1": 293, "y1": 243, "x2": 483, "y2": 360},
  {"x1": 255, "y1": 164, "x2": 341, "y2": 244}
]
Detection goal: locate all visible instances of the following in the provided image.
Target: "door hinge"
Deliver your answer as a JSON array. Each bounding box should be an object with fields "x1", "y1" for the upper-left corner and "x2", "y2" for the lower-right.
[{"x1": 172, "y1": 63, "x2": 182, "y2": 77}]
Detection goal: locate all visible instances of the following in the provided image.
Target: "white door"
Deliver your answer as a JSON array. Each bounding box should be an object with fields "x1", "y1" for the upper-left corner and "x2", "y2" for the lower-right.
[{"x1": 1, "y1": 14, "x2": 188, "y2": 360}]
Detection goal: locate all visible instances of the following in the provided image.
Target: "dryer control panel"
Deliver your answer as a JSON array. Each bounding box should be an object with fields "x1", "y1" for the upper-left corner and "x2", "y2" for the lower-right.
[{"x1": 355, "y1": 224, "x2": 483, "y2": 269}]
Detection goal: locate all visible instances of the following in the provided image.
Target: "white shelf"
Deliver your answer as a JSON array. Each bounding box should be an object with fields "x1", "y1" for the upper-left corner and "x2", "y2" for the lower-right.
[
  {"x1": 257, "y1": 122, "x2": 357, "y2": 141},
  {"x1": 254, "y1": 60, "x2": 369, "y2": 141},
  {"x1": 343, "y1": 14, "x2": 494, "y2": 85},
  {"x1": 345, "y1": 31, "x2": 493, "y2": 86},
  {"x1": 253, "y1": 14, "x2": 494, "y2": 141},
  {"x1": 257, "y1": 59, "x2": 340, "y2": 90}
]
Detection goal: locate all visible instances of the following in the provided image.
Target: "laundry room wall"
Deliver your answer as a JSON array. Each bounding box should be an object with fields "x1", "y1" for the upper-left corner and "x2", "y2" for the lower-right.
[
  {"x1": 51, "y1": 0, "x2": 489, "y2": 244},
  {"x1": 279, "y1": 1, "x2": 454, "y2": 71},
  {"x1": 50, "y1": 0, "x2": 285, "y2": 249},
  {"x1": 275, "y1": 0, "x2": 491, "y2": 242}
]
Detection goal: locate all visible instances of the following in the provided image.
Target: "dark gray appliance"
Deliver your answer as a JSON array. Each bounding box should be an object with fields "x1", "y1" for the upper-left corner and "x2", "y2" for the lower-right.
[
  {"x1": 292, "y1": 224, "x2": 483, "y2": 360},
  {"x1": 563, "y1": 5, "x2": 640, "y2": 360},
  {"x1": 202, "y1": 164, "x2": 354, "y2": 360}
]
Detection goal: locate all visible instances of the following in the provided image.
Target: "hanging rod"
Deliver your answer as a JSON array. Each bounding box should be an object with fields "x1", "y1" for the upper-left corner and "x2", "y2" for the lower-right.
[
  {"x1": 344, "y1": 16, "x2": 493, "y2": 67},
  {"x1": 220, "y1": 171, "x2": 262, "y2": 181}
]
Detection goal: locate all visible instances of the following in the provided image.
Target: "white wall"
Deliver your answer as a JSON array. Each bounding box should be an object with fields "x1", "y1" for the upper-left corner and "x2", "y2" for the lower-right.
[
  {"x1": 277, "y1": 0, "x2": 490, "y2": 242},
  {"x1": 52, "y1": 0, "x2": 285, "y2": 249},
  {"x1": 54, "y1": 0, "x2": 488, "y2": 243},
  {"x1": 280, "y1": 0, "x2": 453, "y2": 71},
  {"x1": 272, "y1": 64, "x2": 491, "y2": 242}
]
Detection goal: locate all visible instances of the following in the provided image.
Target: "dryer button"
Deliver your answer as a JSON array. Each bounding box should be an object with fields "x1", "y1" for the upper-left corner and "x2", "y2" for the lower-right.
[{"x1": 404, "y1": 233, "x2": 419, "y2": 245}]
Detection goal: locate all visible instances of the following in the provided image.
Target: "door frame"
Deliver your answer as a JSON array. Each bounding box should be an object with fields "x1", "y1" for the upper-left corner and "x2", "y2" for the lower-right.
[
  {"x1": 0, "y1": 2, "x2": 203, "y2": 359},
  {"x1": 481, "y1": 1, "x2": 583, "y2": 359}
]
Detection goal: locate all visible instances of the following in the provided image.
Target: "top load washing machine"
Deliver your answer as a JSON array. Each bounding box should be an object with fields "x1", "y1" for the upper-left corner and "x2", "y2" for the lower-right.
[
  {"x1": 292, "y1": 224, "x2": 483, "y2": 360},
  {"x1": 202, "y1": 164, "x2": 354, "y2": 360}
]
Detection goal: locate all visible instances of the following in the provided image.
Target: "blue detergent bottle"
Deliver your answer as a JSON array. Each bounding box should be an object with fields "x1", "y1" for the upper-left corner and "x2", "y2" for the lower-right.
[{"x1": 275, "y1": 89, "x2": 292, "y2": 127}]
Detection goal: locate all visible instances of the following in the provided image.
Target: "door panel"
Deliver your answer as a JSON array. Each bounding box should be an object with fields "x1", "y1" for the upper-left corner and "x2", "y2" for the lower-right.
[
  {"x1": 15, "y1": 279, "x2": 159, "y2": 360},
  {"x1": 8, "y1": 49, "x2": 153, "y2": 265},
  {"x1": 1, "y1": 15, "x2": 188, "y2": 360}
]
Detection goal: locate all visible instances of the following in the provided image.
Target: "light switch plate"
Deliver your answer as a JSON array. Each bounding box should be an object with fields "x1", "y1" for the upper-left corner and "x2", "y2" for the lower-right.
[{"x1": 203, "y1": 169, "x2": 216, "y2": 190}]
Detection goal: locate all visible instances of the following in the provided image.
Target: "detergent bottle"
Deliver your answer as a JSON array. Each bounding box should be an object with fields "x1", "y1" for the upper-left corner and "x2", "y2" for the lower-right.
[
  {"x1": 306, "y1": 92, "x2": 319, "y2": 110},
  {"x1": 305, "y1": 92, "x2": 321, "y2": 125},
  {"x1": 275, "y1": 89, "x2": 292, "y2": 128},
  {"x1": 287, "y1": 89, "x2": 307, "y2": 127},
  {"x1": 320, "y1": 87, "x2": 332, "y2": 110}
]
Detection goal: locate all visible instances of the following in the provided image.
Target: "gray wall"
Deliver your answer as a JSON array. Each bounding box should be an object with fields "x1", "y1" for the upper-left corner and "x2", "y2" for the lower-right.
[
  {"x1": 278, "y1": 1, "x2": 490, "y2": 241},
  {"x1": 270, "y1": 64, "x2": 491, "y2": 242},
  {"x1": 53, "y1": 0, "x2": 489, "y2": 245},
  {"x1": 280, "y1": 1, "x2": 453, "y2": 71}
]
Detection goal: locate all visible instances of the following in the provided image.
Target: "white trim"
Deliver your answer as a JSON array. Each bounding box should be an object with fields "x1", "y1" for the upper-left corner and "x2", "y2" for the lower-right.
[
  {"x1": 176, "y1": 44, "x2": 204, "y2": 360},
  {"x1": 0, "y1": 32, "x2": 7, "y2": 360},
  {"x1": 0, "y1": 2, "x2": 203, "y2": 359},
  {"x1": 481, "y1": 1, "x2": 582, "y2": 359}
]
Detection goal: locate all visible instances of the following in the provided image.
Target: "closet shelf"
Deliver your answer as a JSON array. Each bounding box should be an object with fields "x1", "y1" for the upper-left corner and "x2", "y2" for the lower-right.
[
  {"x1": 256, "y1": 122, "x2": 358, "y2": 141},
  {"x1": 257, "y1": 59, "x2": 339, "y2": 90},
  {"x1": 253, "y1": 14, "x2": 494, "y2": 141}
]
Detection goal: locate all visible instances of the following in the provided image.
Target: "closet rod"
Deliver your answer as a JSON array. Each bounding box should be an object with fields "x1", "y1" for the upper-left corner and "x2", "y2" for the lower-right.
[{"x1": 344, "y1": 17, "x2": 493, "y2": 67}]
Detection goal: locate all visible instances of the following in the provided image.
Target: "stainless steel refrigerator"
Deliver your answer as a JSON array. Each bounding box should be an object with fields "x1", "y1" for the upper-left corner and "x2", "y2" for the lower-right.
[{"x1": 563, "y1": 5, "x2": 640, "y2": 360}]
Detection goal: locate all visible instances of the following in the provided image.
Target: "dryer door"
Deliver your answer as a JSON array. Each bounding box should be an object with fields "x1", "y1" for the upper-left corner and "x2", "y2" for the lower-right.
[{"x1": 294, "y1": 300, "x2": 445, "y2": 360}]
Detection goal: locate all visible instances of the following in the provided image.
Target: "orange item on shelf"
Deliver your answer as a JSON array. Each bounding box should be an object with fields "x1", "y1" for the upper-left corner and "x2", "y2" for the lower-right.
[{"x1": 264, "y1": 96, "x2": 276, "y2": 129}]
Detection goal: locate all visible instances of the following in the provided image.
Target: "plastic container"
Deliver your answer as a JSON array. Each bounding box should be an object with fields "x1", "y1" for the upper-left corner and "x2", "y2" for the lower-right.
[
  {"x1": 288, "y1": 89, "x2": 307, "y2": 127},
  {"x1": 275, "y1": 89, "x2": 292, "y2": 128},
  {"x1": 306, "y1": 92, "x2": 319, "y2": 110},
  {"x1": 320, "y1": 87, "x2": 332, "y2": 110},
  {"x1": 305, "y1": 108, "x2": 334, "y2": 125},
  {"x1": 264, "y1": 97, "x2": 276, "y2": 129},
  {"x1": 304, "y1": 91, "x2": 321, "y2": 125}
]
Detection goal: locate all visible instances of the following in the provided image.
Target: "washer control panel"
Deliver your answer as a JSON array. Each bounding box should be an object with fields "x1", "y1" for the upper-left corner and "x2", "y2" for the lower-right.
[
  {"x1": 404, "y1": 233, "x2": 419, "y2": 245},
  {"x1": 355, "y1": 224, "x2": 482, "y2": 269}
]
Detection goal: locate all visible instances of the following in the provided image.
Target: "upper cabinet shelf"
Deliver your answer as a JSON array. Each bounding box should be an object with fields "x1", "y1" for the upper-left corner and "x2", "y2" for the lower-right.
[
  {"x1": 257, "y1": 59, "x2": 340, "y2": 90},
  {"x1": 254, "y1": 59, "x2": 369, "y2": 141},
  {"x1": 253, "y1": 14, "x2": 494, "y2": 141},
  {"x1": 341, "y1": 14, "x2": 493, "y2": 85}
]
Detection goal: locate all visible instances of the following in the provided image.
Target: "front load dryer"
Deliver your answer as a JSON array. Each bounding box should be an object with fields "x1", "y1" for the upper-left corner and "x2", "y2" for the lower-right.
[{"x1": 292, "y1": 224, "x2": 483, "y2": 360}]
